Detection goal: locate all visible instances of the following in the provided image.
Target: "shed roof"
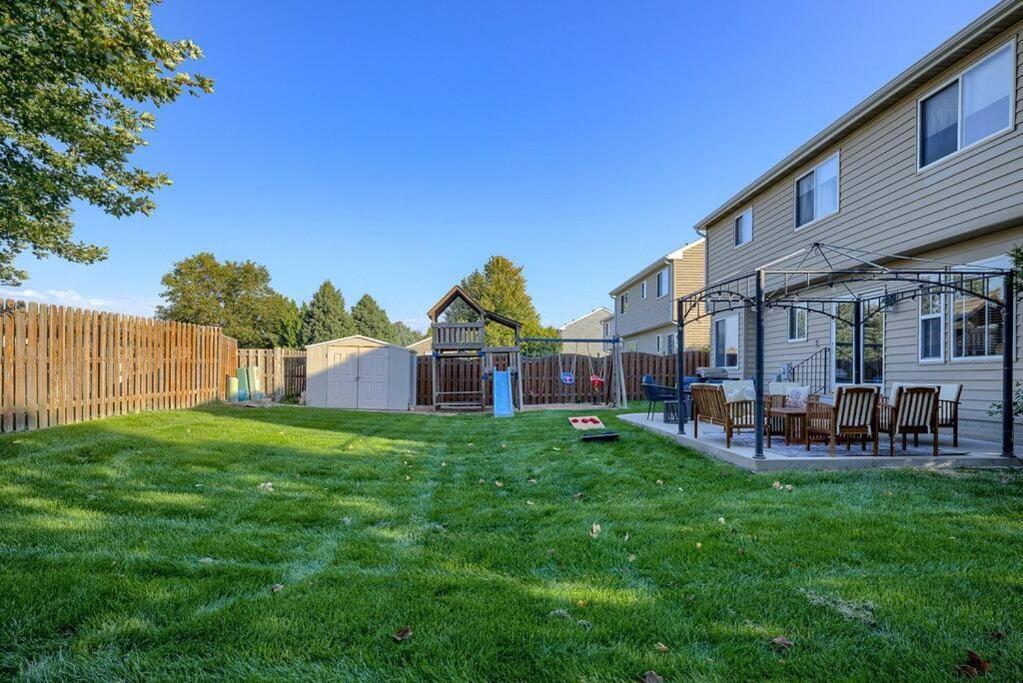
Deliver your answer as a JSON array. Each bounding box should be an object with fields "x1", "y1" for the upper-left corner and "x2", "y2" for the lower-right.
[{"x1": 304, "y1": 334, "x2": 412, "y2": 351}]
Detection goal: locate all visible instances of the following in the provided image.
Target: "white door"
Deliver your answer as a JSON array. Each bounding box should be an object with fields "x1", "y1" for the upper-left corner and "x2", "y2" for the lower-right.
[
  {"x1": 327, "y1": 347, "x2": 359, "y2": 408},
  {"x1": 357, "y1": 347, "x2": 389, "y2": 410}
]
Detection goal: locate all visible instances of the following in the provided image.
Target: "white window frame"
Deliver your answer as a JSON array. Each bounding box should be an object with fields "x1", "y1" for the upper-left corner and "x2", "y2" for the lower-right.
[
  {"x1": 713, "y1": 313, "x2": 739, "y2": 370},
  {"x1": 655, "y1": 334, "x2": 663, "y2": 353},
  {"x1": 787, "y1": 307, "x2": 808, "y2": 342},
  {"x1": 656, "y1": 267, "x2": 669, "y2": 298},
  {"x1": 793, "y1": 151, "x2": 840, "y2": 230},
  {"x1": 640, "y1": 281, "x2": 647, "y2": 300},
  {"x1": 667, "y1": 332, "x2": 675, "y2": 355},
  {"x1": 733, "y1": 207, "x2": 753, "y2": 248},
  {"x1": 918, "y1": 277, "x2": 945, "y2": 364},
  {"x1": 917, "y1": 38, "x2": 1016, "y2": 172},
  {"x1": 949, "y1": 256, "x2": 1009, "y2": 362},
  {"x1": 620, "y1": 292, "x2": 629, "y2": 314}
]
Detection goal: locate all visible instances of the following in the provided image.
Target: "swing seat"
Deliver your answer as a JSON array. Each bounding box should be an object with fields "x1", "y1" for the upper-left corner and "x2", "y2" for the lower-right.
[
  {"x1": 560, "y1": 371, "x2": 575, "y2": 385},
  {"x1": 589, "y1": 374, "x2": 605, "y2": 387}
]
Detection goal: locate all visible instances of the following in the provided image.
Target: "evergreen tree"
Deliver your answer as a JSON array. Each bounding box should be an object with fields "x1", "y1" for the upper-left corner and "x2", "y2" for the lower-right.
[
  {"x1": 351, "y1": 294, "x2": 394, "y2": 341},
  {"x1": 301, "y1": 280, "x2": 352, "y2": 344}
]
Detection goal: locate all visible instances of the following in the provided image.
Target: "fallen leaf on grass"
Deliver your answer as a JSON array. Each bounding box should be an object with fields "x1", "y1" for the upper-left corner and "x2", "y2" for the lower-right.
[
  {"x1": 695, "y1": 542, "x2": 702, "y2": 550},
  {"x1": 547, "y1": 548, "x2": 555, "y2": 556},
  {"x1": 271, "y1": 583, "x2": 284, "y2": 593},
  {"x1": 198, "y1": 557, "x2": 214, "y2": 564},
  {"x1": 957, "y1": 650, "x2": 992, "y2": 677},
  {"x1": 655, "y1": 642, "x2": 669, "y2": 653},
  {"x1": 628, "y1": 554, "x2": 636, "y2": 562},
  {"x1": 772, "y1": 480, "x2": 782, "y2": 490},
  {"x1": 527, "y1": 478, "x2": 537, "y2": 484},
  {"x1": 258, "y1": 482, "x2": 274, "y2": 492},
  {"x1": 589, "y1": 523, "x2": 602, "y2": 539},
  {"x1": 526, "y1": 500, "x2": 534, "y2": 506},
  {"x1": 576, "y1": 619, "x2": 592, "y2": 630},
  {"x1": 441, "y1": 462, "x2": 447, "y2": 467},
  {"x1": 655, "y1": 479, "x2": 664, "y2": 485},
  {"x1": 785, "y1": 484, "x2": 794, "y2": 492},
  {"x1": 639, "y1": 671, "x2": 663, "y2": 683},
  {"x1": 576, "y1": 599, "x2": 589, "y2": 608},
  {"x1": 392, "y1": 626, "x2": 412, "y2": 642},
  {"x1": 494, "y1": 481, "x2": 504, "y2": 488},
  {"x1": 771, "y1": 636, "x2": 793, "y2": 650},
  {"x1": 479, "y1": 479, "x2": 486, "y2": 484},
  {"x1": 572, "y1": 492, "x2": 584, "y2": 501},
  {"x1": 552, "y1": 447, "x2": 561, "y2": 452},
  {"x1": 548, "y1": 609, "x2": 570, "y2": 619},
  {"x1": 718, "y1": 517, "x2": 726, "y2": 524}
]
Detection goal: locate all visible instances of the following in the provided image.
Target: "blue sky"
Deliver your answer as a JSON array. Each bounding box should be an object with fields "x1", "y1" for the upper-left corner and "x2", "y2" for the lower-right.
[{"x1": 7, "y1": 0, "x2": 997, "y2": 331}]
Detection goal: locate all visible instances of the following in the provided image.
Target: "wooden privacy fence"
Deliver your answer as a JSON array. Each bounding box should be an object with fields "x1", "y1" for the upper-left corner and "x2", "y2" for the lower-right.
[
  {"x1": 236, "y1": 348, "x2": 306, "y2": 399},
  {"x1": 0, "y1": 299, "x2": 238, "y2": 433},
  {"x1": 416, "y1": 350, "x2": 707, "y2": 407}
]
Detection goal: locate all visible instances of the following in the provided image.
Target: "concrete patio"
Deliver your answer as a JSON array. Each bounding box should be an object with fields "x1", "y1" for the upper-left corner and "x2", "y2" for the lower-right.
[{"x1": 619, "y1": 412, "x2": 1021, "y2": 472}]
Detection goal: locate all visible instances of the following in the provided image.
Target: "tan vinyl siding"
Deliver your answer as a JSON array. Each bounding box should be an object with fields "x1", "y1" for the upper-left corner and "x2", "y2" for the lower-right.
[
  {"x1": 706, "y1": 22, "x2": 1023, "y2": 287},
  {"x1": 674, "y1": 241, "x2": 710, "y2": 349}
]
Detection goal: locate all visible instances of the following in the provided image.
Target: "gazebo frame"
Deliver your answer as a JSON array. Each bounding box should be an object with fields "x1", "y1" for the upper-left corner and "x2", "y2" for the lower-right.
[{"x1": 675, "y1": 243, "x2": 1016, "y2": 459}]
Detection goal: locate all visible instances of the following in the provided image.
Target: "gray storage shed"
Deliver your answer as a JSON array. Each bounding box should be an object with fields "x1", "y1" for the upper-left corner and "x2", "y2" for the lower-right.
[{"x1": 305, "y1": 335, "x2": 416, "y2": 411}]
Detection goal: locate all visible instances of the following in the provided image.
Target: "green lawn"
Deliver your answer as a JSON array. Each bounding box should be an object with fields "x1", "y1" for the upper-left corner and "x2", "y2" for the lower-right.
[{"x1": 1, "y1": 404, "x2": 1022, "y2": 681}]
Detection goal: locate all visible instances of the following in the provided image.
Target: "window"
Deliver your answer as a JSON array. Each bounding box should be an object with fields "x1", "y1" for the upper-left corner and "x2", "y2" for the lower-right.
[
  {"x1": 620, "y1": 292, "x2": 629, "y2": 314},
  {"x1": 919, "y1": 41, "x2": 1014, "y2": 169},
  {"x1": 734, "y1": 208, "x2": 753, "y2": 246},
  {"x1": 667, "y1": 333, "x2": 675, "y2": 355},
  {"x1": 626, "y1": 340, "x2": 638, "y2": 352},
  {"x1": 656, "y1": 268, "x2": 668, "y2": 298},
  {"x1": 656, "y1": 334, "x2": 663, "y2": 353},
  {"x1": 788, "y1": 307, "x2": 807, "y2": 341},
  {"x1": 795, "y1": 153, "x2": 839, "y2": 228},
  {"x1": 713, "y1": 315, "x2": 739, "y2": 368},
  {"x1": 919, "y1": 279, "x2": 944, "y2": 361},
  {"x1": 952, "y1": 270, "x2": 1004, "y2": 359},
  {"x1": 834, "y1": 300, "x2": 884, "y2": 385},
  {"x1": 641, "y1": 281, "x2": 647, "y2": 299}
]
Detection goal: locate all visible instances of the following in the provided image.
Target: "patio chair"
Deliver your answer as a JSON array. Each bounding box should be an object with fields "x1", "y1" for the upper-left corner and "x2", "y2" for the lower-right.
[
  {"x1": 878, "y1": 386, "x2": 939, "y2": 456},
  {"x1": 690, "y1": 383, "x2": 756, "y2": 448},
  {"x1": 804, "y1": 385, "x2": 879, "y2": 456},
  {"x1": 891, "y1": 383, "x2": 963, "y2": 446},
  {"x1": 641, "y1": 374, "x2": 675, "y2": 419}
]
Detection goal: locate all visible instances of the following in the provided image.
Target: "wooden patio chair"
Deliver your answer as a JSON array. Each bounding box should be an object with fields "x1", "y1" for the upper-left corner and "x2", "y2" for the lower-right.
[
  {"x1": 690, "y1": 383, "x2": 755, "y2": 448},
  {"x1": 878, "y1": 386, "x2": 939, "y2": 456},
  {"x1": 937, "y1": 384, "x2": 963, "y2": 447},
  {"x1": 804, "y1": 385, "x2": 879, "y2": 456}
]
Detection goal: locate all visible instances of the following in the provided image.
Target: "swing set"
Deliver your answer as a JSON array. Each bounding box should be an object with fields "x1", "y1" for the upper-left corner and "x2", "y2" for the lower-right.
[{"x1": 518, "y1": 334, "x2": 628, "y2": 408}]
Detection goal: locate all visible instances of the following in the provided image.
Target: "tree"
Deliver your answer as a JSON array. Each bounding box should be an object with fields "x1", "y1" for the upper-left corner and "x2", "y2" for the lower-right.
[
  {"x1": 391, "y1": 321, "x2": 424, "y2": 347},
  {"x1": 301, "y1": 280, "x2": 352, "y2": 345},
  {"x1": 455, "y1": 255, "x2": 561, "y2": 356},
  {"x1": 0, "y1": 1, "x2": 213, "y2": 284},
  {"x1": 156, "y1": 253, "x2": 297, "y2": 347},
  {"x1": 351, "y1": 294, "x2": 394, "y2": 342}
]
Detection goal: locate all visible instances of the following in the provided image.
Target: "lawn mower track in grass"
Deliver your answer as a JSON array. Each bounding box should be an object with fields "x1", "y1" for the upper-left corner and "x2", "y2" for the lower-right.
[{"x1": 0, "y1": 404, "x2": 1021, "y2": 680}]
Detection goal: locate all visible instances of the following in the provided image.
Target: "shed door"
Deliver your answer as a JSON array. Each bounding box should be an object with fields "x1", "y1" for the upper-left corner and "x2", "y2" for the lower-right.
[
  {"x1": 357, "y1": 347, "x2": 389, "y2": 409},
  {"x1": 327, "y1": 347, "x2": 359, "y2": 408}
]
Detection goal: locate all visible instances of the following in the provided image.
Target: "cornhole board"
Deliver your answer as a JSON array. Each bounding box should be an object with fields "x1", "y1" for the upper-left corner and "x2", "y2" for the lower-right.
[{"x1": 569, "y1": 416, "x2": 605, "y2": 430}]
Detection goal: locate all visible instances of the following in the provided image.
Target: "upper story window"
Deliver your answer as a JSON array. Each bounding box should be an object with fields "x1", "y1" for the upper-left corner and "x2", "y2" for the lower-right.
[
  {"x1": 795, "y1": 153, "x2": 839, "y2": 228},
  {"x1": 656, "y1": 267, "x2": 668, "y2": 298},
  {"x1": 620, "y1": 292, "x2": 629, "y2": 314},
  {"x1": 641, "y1": 281, "x2": 647, "y2": 299},
  {"x1": 734, "y1": 207, "x2": 753, "y2": 246},
  {"x1": 919, "y1": 41, "x2": 1014, "y2": 169}
]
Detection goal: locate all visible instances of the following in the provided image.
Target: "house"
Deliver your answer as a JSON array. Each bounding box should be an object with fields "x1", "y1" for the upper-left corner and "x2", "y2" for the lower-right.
[
  {"x1": 694, "y1": 0, "x2": 1023, "y2": 442},
  {"x1": 558, "y1": 307, "x2": 612, "y2": 356},
  {"x1": 609, "y1": 239, "x2": 709, "y2": 354},
  {"x1": 407, "y1": 336, "x2": 432, "y2": 355}
]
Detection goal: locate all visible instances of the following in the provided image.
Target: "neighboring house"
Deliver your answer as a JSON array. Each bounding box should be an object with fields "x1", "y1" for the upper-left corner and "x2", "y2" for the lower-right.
[
  {"x1": 609, "y1": 239, "x2": 709, "y2": 354},
  {"x1": 600, "y1": 312, "x2": 616, "y2": 355},
  {"x1": 695, "y1": 0, "x2": 1023, "y2": 441},
  {"x1": 407, "y1": 337, "x2": 432, "y2": 355},
  {"x1": 559, "y1": 307, "x2": 612, "y2": 356}
]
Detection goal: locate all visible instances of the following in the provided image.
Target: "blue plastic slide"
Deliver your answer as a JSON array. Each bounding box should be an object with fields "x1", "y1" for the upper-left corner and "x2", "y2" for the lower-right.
[{"x1": 492, "y1": 370, "x2": 514, "y2": 418}]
